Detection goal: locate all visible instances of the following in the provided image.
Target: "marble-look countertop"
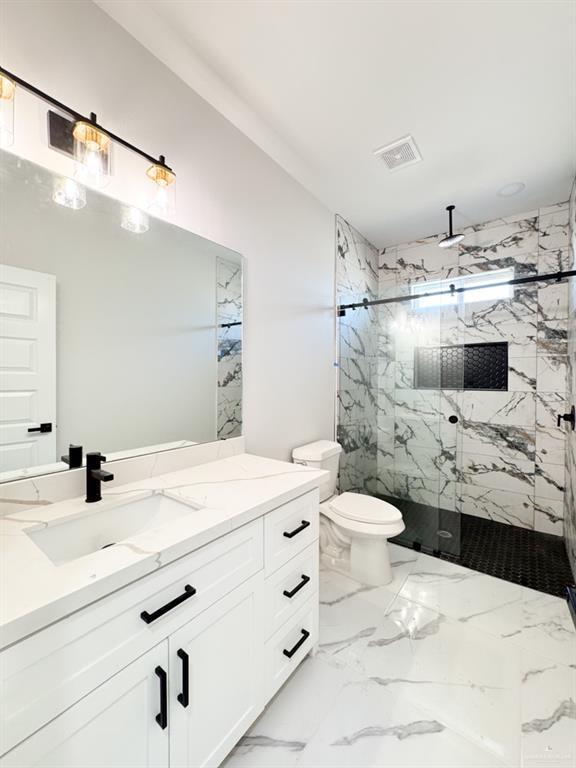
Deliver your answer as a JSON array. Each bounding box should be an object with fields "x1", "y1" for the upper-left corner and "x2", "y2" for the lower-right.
[{"x1": 0, "y1": 453, "x2": 326, "y2": 649}]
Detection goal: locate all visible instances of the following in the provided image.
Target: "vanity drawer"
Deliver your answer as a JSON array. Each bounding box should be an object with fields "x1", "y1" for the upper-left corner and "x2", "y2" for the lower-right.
[
  {"x1": 263, "y1": 543, "x2": 318, "y2": 639},
  {"x1": 265, "y1": 594, "x2": 318, "y2": 699},
  {"x1": 264, "y1": 489, "x2": 319, "y2": 575},
  {"x1": 0, "y1": 518, "x2": 263, "y2": 757}
]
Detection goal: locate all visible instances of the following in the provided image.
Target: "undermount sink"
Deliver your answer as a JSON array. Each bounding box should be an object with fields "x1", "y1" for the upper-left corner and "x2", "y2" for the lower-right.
[{"x1": 27, "y1": 493, "x2": 203, "y2": 566}]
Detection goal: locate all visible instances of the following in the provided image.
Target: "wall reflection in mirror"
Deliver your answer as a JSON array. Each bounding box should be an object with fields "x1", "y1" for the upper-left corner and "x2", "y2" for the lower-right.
[{"x1": 0, "y1": 151, "x2": 243, "y2": 482}]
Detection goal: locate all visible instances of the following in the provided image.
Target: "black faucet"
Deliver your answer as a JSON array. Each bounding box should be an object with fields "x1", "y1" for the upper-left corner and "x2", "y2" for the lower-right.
[{"x1": 86, "y1": 452, "x2": 114, "y2": 503}]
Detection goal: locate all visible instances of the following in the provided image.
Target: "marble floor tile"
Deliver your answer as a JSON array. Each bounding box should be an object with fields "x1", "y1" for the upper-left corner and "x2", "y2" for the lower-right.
[
  {"x1": 520, "y1": 655, "x2": 576, "y2": 768},
  {"x1": 297, "y1": 677, "x2": 508, "y2": 768},
  {"x1": 229, "y1": 561, "x2": 576, "y2": 768},
  {"x1": 222, "y1": 656, "x2": 355, "y2": 768}
]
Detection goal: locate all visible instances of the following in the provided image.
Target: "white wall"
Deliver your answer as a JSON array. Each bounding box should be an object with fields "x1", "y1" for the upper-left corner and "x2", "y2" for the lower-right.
[{"x1": 0, "y1": 0, "x2": 336, "y2": 461}]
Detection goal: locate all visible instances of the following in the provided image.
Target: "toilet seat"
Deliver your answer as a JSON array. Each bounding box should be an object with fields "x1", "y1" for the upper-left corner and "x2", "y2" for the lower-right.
[
  {"x1": 321, "y1": 492, "x2": 405, "y2": 538},
  {"x1": 331, "y1": 492, "x2": 402, "y2": 525}
]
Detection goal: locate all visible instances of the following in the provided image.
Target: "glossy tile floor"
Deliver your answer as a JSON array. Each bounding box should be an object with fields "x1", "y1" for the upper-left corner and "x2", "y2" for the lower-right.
[{"x1": 224, "y1": 546, "x2": 576, "y2": 768}]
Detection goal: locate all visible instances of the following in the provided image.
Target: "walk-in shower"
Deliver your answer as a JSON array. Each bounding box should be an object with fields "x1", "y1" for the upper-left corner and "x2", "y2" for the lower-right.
[{"x1": 336, "y1": 199, "x2": 576, "y2": 596}]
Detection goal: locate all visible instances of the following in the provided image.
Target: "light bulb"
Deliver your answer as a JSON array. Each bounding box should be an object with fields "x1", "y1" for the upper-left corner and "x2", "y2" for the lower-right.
[
  {"x1": 121, "y1": 206, "x2": 149, "y2": 234},
  {"x1": 0, "y1": 74, "x2": 15, "y2": 148},
  {"x1": 146, "y1": 160, "x2": 176, "y2": 216},
  {"x1": 52, "y1": 177, "x2": 86, "y2": 210},
  {"x1": 73, "y1": 118, "x2": 111, "y2": 188}
]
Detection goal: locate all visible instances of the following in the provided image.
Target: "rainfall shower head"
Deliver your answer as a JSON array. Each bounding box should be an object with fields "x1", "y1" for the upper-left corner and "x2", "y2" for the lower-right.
[{"x1": 438, "y1": 205, "x2": 465, "y2": 249}]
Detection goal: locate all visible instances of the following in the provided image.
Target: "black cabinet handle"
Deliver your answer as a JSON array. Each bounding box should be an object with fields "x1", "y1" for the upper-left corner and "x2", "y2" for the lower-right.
[
  {"x1": 155, "y1": 666, "x2": 168, "y2": 730},
  {"x1": 177, "y1": 649, "x2": 189, "y2": 708},
  {"x1": 140, "y1": 584, "x2": 196, "y2": 624},
  {"x1": 283, "y1": 520, "x2": 311, "y2": 539},
  {"x1": 283, "y1": 629, "x2": 310, "y2": 659},
  {"x1": 27, "y1": 422, "x2": 52, "y2": 434},
  {"x1": 283, "y1": 574, "x2": 311, "y2": 599}
]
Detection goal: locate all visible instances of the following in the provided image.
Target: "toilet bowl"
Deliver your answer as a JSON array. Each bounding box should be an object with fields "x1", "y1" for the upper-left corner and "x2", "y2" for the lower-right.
[{"x1": 292, "y1": 441, "x2": 405, "y2": 586}]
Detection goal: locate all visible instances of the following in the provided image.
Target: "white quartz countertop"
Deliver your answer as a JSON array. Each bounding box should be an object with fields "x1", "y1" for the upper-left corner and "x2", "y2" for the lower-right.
[{"x1": 0, "y1": 453, "x2": 326, "y2": 649}]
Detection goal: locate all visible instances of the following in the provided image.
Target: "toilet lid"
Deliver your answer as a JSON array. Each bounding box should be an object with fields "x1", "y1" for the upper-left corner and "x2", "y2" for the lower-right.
[{"x1": 330, "y1": 492, "x2": 402, "y2": 525}]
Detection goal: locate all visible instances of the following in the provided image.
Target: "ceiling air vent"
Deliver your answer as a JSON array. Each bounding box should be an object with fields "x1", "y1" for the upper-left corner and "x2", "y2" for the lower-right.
[{"x1": 373, "y1": 135, "x2": 422, "y2": 171}]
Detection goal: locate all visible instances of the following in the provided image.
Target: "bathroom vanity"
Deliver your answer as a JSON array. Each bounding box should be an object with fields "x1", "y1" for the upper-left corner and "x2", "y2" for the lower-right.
[{"x1": 0, "y1": 453, "x2": 325, "y2": 767}]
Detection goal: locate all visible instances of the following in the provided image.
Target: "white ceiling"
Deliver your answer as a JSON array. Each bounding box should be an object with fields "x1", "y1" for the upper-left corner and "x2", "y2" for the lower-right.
[{"x1": 98, "y1": 0, "x2": 575, "y2": 247}]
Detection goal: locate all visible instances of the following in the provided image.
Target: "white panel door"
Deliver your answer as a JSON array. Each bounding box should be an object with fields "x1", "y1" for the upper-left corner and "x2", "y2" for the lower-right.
[
  {"x1": 0, "y1": 264, "x2": 56, "y2": 472},
  {"x1": 170, "y1": 576, "x2": 264, "y2": 768},
  {"x1": 0, "y1": 642, "x2": 169, "y2": 768}
]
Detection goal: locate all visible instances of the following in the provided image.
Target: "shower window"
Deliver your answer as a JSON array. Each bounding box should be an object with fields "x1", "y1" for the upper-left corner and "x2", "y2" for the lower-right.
[{"x1": 411, "y1": 267, "x2": 514, "y2": 309}]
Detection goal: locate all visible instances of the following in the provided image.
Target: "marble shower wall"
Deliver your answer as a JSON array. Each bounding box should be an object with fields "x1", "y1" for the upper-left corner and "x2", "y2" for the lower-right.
[
  {"x1": 377, "y1": 203, "x2": 571, "y2": 534},
  {"x1": 336, "y1": 216, "x2": 379, "y2": 493},
  {"x1": 564, "y1": 179, "x2": 576, "y2": 576},
  {"x1": 216, "y1": 257, "x2": 243, "y2": 439}
]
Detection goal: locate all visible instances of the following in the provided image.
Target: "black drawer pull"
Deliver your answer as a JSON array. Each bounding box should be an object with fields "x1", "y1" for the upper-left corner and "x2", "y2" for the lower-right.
[
  {"x1": 283, "y1": 520, "x2": 310, "y2": 539},
  {"x1": 283, "y1": 574, "x2": 311, "y2": 599},
  {"x1": 177, "y1": 648, "x2": 189, "y2": 708},
  {"x1": 140, "y1": 584, "x2": 196, "y2": 624},
  {"x1": 155, "y1": 666, "x2": 168, "y2": 730},
  {"x1": 283, "y1": 628, "x2": 310, "y2": 659}
]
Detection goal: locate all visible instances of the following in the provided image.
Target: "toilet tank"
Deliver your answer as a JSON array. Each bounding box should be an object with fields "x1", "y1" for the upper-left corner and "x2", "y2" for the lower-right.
[{"x1": 292, "y1": 440, "x2": 342, "y2": 502}]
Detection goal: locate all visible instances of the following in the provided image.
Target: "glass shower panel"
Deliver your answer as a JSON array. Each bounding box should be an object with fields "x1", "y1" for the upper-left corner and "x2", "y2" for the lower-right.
[{"x1": 383, "y1": 281, "x2": 464, "y2": 558}]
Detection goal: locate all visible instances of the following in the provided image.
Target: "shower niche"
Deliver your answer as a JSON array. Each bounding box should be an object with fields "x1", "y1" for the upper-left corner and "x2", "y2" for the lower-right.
[{"x1": 414, "y1": 341, "x2": 508, "y2": 391}]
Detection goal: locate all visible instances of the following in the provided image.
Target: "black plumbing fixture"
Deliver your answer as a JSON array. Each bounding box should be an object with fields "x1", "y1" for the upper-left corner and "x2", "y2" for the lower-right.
[{"x1": 86, "y1": 451, "x2": 114, "y2": 503}]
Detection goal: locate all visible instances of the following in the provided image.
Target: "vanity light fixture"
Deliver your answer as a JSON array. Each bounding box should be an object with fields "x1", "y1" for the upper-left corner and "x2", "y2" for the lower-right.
[
  {"x1": 73, "y1": 113, "x2": 111, "y2": 188},
  {"x1": 0, "y1": 66, "x2": 176, "y2": 213},
  {"x1": 121, "y1": 205, "x2": 149, "y2": 234},
  {"x1": 146, "y1": 155, "x2": 176, "y2": 215},
  {"x1": 438, "y1": 204, "x2": 465, "y2": 248},
  {"x1": 0, "y1": 72, "x2": 15, "y2": 147},
  {"x1": 52, "y1": 176, "x2": 87, "y2": 210}
]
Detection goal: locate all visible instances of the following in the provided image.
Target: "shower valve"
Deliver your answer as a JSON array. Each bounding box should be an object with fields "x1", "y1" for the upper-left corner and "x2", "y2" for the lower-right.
[{"x1": 557, "y1": 406, "x2": 575, "y2": 430}]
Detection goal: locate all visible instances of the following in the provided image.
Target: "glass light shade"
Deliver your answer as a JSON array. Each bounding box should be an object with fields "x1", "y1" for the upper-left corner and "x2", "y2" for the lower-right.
[
  {"x1": 0, "y1": 74, "x2": 15, "y2": 147},
  {"x1": 52, "y1": 176, "x2": 86, "y2": 210},
  {"x1": 73, "y1": 120, "x2": 111, "y2": 188},
  {"x1": 121, "y1": 205, "x2": 149, "y2": 234},
  {"x1": 146, "y1": 163, "x2": 176, "y2": 216}
]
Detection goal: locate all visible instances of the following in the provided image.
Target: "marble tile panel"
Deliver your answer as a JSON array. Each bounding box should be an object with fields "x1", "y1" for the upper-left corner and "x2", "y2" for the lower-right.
[
  {"x1": 456, "y1": 483, "x2": 535, "y2": 528},
  {"x1": 459, "y1": 452, "x2": 534, "y2": 495},
  {"x1": 538, "y1": 246, "x2": 572, "y2": 275},
  {"x1": 534, "y1": 461, "x2": 565, "y2": 501},
  {"x1": 459, "y1": 391, "x2": 536, "y2": 427},
  {"x1": 536, "y1": 319, "x2": 568, "y2": 355},
  {"x1": 393, "y1": 473, "x2": 440, "y2": 508},
  {"x1": 459, "y1": 216, "x2": 539, "y2": 266},
  {"x1": 534, "y1": 497, "x2": 564, "y2": 537},
  {"x1": 459, "y1": 421, "x2": 536, "y2": 463},
  {"x1": 509, "y1": 356, "x2": 537, "y2": 391},
  {"x1": 538, "y1": 281, "x2": 569, "y2": 321},
  {"x1": 536, "y1": 354, "x2": 567, "y2": 394},
  {"x1": 535, "y1": 425, "x2": 566, "y2": 467},
  {"x1": 538, "y1": 208, "x2": 570, "y2": 252}
]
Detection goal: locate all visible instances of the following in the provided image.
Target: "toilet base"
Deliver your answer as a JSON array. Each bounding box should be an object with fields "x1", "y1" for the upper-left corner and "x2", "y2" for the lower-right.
[{"x1": 350, "y1": 535, "x2": 392, "y2": 586}]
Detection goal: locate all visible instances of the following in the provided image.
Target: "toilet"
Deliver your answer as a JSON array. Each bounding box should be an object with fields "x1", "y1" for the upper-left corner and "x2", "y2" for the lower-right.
[{"x1": 292, "y1": 440, "x2": 405, "y2": 586}]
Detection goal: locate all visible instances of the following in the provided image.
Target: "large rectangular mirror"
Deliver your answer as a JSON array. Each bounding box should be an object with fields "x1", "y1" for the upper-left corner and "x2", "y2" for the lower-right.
[{"x1": 0, "y1": 151, "x2": 243, "y2": 482}]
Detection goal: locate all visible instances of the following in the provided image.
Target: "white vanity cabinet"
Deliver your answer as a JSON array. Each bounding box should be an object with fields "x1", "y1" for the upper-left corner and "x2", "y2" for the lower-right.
[
  {"x1": 0, "y1": 487, "x2": 320, "y2": 768},
  {"x1": 2, "y1": 642, "x2": 170, "y2": 768}
]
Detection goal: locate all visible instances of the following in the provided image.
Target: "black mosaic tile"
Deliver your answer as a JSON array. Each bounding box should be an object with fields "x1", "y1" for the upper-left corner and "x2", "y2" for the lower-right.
[{"x1": 379, "y1": 494, "x2": 574, "y2": 598}]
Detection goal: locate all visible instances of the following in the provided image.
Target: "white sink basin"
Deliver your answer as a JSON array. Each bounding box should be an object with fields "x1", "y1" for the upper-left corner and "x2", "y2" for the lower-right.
[{"x1": 27, "y1": 493, "x2": 202, "y2": 566}]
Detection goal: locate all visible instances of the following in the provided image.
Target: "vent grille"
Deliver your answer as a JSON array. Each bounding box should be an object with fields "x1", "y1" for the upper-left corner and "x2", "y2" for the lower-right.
[{"x1": 374, "y1": 135, "x2": 422, "y2": 170}]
